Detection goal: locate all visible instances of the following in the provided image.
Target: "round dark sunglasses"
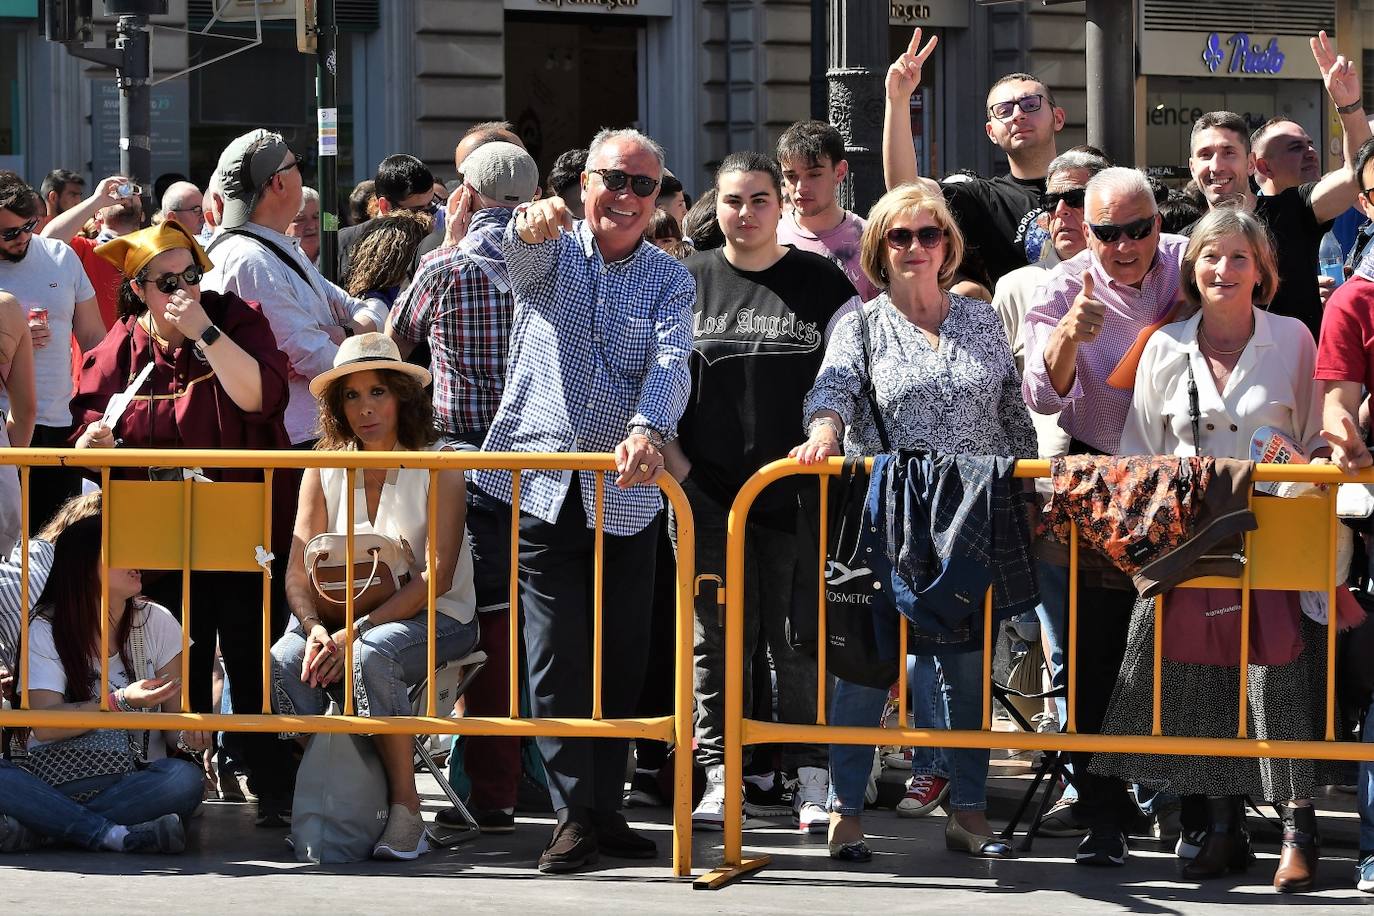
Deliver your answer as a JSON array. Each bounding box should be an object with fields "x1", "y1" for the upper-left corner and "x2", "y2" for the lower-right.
[
  {"x1": 1087, "y1": 216, "x2": 1156, "y2": 244},
  {"x1": 1041, "y1": 188, "x2": 1087, "y2": 212},
  {"x1": 0, "y1": 218, "x2": 38, "y2": 242},
  {"x1": 590, "y1": 168, "x2": 660, "y2": 198},
  {"x1": 885, "y1": 226, "x2": 945, "y2": 250},
  {"x1": 142, "y1": 265, "x2": 204, "y2": 295}
]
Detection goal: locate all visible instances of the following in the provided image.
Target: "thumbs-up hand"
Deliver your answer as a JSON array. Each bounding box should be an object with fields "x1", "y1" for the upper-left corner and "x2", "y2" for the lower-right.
[
  {"x1": 1059, "y1": 271, "x2": 1107, "y2": 344},
  {"x1": 516, "y1": 196, "x2": 575, "y2": 246}
]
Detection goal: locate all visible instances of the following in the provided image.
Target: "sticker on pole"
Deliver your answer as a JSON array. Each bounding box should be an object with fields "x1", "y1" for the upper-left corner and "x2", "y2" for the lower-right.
[{"x1": 318, "y1": 107, "x2": 338, "y2": 158}]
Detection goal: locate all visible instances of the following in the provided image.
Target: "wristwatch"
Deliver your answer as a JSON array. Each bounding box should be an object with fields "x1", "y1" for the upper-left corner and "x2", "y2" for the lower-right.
[
  {"x1": 627, "y1": 423, "x2": 667, "y2": 449},
  {"x1": 195, "y1": 324, "x2": 223, "y2": 351}
]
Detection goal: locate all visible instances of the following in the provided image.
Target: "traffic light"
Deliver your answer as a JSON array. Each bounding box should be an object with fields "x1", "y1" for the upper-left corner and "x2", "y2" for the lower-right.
[{"x1": 43, "y1": 0, "x2": 92, "y2": 43}]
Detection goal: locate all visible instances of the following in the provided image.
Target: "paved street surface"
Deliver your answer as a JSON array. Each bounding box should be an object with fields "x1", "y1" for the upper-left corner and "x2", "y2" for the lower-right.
[{"x1": 5, "y1": 753, "x2": 1369, "y2": 914}]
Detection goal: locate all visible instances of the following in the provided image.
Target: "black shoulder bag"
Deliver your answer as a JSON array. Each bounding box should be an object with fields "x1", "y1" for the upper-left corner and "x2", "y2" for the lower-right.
[
  {"x1": 787, "y1": 310, "x2": 900, "y2": 690},
  {"x1": 208, "y1": 228, "x2": 313, "y2": 287}
]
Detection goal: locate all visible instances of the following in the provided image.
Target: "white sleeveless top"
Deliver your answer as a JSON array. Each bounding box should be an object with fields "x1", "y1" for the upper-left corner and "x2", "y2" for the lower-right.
[{"x1": 320, "y1": 442, "x2": 476, "y2": 625}]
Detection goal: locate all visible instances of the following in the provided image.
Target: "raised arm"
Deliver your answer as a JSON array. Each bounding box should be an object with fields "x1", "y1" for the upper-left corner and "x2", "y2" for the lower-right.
[
  {"x1": 1307, "y1": 31, "x2": 1371, "y2": 223},
  {"x1": 882, "y1": 27, "x2": 941, "y2": 193},
  {"x1": 39, "y1": 176, "x2": 127, "y2": 244}
]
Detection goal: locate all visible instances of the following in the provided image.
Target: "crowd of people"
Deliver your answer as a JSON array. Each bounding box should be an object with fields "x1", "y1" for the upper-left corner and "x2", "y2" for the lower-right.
[{"x1": 0, "y1": 23, "x2": 1373, "y2": 897}]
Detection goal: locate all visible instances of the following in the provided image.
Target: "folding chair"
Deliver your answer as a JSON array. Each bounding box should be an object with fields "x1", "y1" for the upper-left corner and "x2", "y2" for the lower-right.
[
  {"x1": 991, "y1": 678, "x2": 1074, "y2": 852},
  {"x1": 408, "y1": 650, "x2": 489, "y2": 847}
]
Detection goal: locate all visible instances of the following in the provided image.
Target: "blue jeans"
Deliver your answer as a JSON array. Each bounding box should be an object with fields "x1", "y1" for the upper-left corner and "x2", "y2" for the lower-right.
[
  {"x1": 270, "y1": 613, "x2": 478, "y2": 720},
  {"x1": 0, "y1": 757, "x2": 203, "y2": 850},
  {"x1": 1034, "y1": 561, "x2": 1069, "y2": 725},
  {"x1": 909, "y1": 655, "x2": 950, "y2": 778},
  {"x1": 1360, "y1": 703, "x2": 1374, "y2": 852},
  {"x1": 829, "y1": 649, "x2": 991, "y2": 814}
]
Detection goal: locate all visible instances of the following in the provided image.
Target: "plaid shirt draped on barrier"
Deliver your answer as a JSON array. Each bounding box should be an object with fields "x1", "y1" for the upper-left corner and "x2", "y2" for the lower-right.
[{"x1": 475, "y1": 220, "x2": 696, "y2": 536}]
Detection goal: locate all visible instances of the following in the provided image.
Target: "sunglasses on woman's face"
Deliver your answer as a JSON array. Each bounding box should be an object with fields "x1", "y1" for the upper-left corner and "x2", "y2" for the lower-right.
[
  {"x1": 885, "y1": 226, "x2": 945, "y2": 250},
  {"x1": 144, "y1": 266, "x2": 204, "y2": 295},
  {"x1": 590, "y1": 168, "x2": 660, "y2": 198},
  {"x1": 0, "y1": 218, "x2": 38, "y2": 242},
  {"x1": 1041, "y1": 188, "x2": 1087, "y2": 212},
  {"x1": 1087, "y1": 215, "x2": 1156, "y2": 243}
]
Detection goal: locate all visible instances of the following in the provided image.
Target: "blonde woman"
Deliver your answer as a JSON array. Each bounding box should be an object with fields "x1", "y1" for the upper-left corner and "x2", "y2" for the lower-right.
[{"x1": 794, "y1": 183, "x2": 1035, "y2": 862}]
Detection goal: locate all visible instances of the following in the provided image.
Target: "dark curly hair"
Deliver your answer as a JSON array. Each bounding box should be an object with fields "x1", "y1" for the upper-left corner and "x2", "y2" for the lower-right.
[{"x1": 314, "y1": 368, "x2": 439, "y2": 451}]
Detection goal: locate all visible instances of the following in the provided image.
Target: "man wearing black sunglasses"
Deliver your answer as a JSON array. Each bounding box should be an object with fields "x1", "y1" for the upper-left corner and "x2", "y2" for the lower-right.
[
  {"x1": 1020, "y1": 166, "x2": 1192, "y2": 869},
  {"x1": 884, "y1": 27, "x2": 1065, "y2": 289},
  {"x1": 486, "y1": 127, "x2": 694, "y2": 875},
  {"x1": 1184, "y1": 32, "x2": 1369, "y2": 341},
  {"x1": 0, "y1": 171, "x2": 104, "y2": 536},
  {"x1": 337, "y1": 153, "x2": 440, "y2": 282}
]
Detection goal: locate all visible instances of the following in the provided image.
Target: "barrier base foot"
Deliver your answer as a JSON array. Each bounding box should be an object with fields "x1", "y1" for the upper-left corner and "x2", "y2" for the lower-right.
[{"x1": 692, "y1": 856, "x2": 771, "y2": 890}]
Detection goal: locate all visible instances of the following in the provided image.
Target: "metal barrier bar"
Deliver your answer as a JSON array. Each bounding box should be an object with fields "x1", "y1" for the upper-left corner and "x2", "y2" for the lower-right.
[
  {"x1": 508, "y1": 471, "x2": 521, "y2": 720},
  {"x1": 593, "y1": 473, "x2": 605, "y2": 721},
  {"x1": 261, "y1": 468, "x2": 274, "y2": 714},
  {"x1": 815, "y1": 476, "x2": 828, "y2": 726},
  {"x1": 344, "y1": 467, "x2": 357, "y2": 717},
  {"x1": 702, "y1": 456, "x2": 1374, "y2": 889},
  {"x1": 99, "y1": 466, "x2": 111, "y2": 711},
  {"x1": 980, "y1": 591, "x2": 993, "y2": 732},
  {"x1": 0, "y1": 449, "x2": 696, "y2": 878},
  {"x1": 1151, "y1": 595, "x2": 1163, "y2": 736},
  {"x1": 426, "y1": 469, "x2": 438, "y2": 718},
  {"x1": 1236, "y1": 493, "x2": 1254, "y2": 739},
  {"x1": 180, "y1": 476, "x2": 193, "y2": 710},
  {"x1": 18, "y1": 466, "x2": 29, "y2": 711},
  {"x1": 1326, "y1": 485, "x2": 1339, "y2": 742}
]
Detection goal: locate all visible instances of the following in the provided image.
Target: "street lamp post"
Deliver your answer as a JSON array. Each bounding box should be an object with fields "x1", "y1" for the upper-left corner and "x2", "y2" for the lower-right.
[{"x1": 826, "y1": 0, "x2": 888, "y2": 215}]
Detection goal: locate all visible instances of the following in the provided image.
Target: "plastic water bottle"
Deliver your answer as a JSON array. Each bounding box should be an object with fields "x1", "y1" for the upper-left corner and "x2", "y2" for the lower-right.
[{"x1": 1320, "y1": 231, "x2": 1345, "y2": 290}]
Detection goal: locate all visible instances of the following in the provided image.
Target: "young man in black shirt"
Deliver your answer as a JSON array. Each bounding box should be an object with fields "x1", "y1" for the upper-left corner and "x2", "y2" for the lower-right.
[
  {"x1": 882, "y1": 27, "x2": 1065, "y2": 288},
  {"x1": 663, "y1": 151, "x2": 860, "y2": 836},
  {"x1": 1184, "y1": 32, "x2": 1369, "y2": 340}
]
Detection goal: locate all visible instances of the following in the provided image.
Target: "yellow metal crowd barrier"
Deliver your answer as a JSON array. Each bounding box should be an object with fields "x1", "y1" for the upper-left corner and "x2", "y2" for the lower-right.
[
  {"x1": 0, "y1": 448, "x2": 697, "y2": 877},
  {"x1": 698, "y1": 457, "x2": 1374, "y2": 889}
]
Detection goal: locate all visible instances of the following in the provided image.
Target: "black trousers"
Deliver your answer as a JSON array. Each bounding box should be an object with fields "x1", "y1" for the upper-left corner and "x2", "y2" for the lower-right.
[
  {"x1": 144, "y1": 569, "x2": 296, "y2": 799},
  {"x1": 1068, "y1": 583, "x2": 1138, "y2": 829},
  {"x1": 27, "y1": 425, "x2": 81, "y2": 536},
  {"x1": 518, "y1": 481, "x2": 660, "y2": 814}
]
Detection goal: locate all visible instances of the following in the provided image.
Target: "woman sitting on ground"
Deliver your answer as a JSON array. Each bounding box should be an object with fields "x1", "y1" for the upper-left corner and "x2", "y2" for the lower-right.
[
  {"x1": 2, "y1": 507, "x2": 206, "y2": 854},
  {"x1": 1099, "y1": 208, "x2": 1333, "y2": 893},
  {"x1": 271, "y1": 333, "x2": 478, "y2": 861}
]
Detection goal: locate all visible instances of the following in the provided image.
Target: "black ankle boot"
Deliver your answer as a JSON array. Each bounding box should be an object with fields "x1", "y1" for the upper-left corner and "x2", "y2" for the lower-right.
[{"x1": 1182, "y1": 796, "x2": 1249, "y2": 880}]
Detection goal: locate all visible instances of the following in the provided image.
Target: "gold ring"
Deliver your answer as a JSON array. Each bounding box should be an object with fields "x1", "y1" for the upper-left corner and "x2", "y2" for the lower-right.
[{"x1": 638, "y1": 463, "x2": 650, "y2": 473}]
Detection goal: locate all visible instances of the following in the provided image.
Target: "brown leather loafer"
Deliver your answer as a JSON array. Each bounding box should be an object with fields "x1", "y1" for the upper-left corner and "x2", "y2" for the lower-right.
[{"x1": 538, "y1": 820, "x2": 599, "y2": 874}]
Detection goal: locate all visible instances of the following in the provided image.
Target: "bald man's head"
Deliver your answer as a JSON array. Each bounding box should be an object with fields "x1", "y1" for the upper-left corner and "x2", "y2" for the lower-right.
[{"x1": 455, "y1": 123, "x2": 524, "y2": 176}]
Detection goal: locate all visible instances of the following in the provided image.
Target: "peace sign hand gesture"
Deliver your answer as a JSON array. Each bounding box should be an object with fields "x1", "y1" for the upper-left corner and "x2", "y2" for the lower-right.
[
  {"x1": 1311, "y1": 30, "x2": 1360, "y2": 110},
  {"x1": 1320, "y1": 415, "x2": 1373, "y2": 474},
  {"x1": 885, "y1": 27, "x2": 939, "y2": 102}
]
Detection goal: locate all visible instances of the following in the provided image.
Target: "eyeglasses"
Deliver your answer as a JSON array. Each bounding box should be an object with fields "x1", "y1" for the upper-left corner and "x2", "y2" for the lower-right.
[
  {"x1": 142, "y1": 265, "x2": 204, "y2": 295},
  {"x1": 265, "y1": 155, "x2": 300, "y2": 186},
  {"x1": 590, "y1": 168, "x2": 660, "y2": 198},
  {"x1": 987, "y1": 93, "x2": 1046, "y2": 121},
  {"x1": 885, "y1": 226, "x2": 945, "y2": 250},
  {"x1": 1041, "y1": 188, "x2": 1086, "y2": 212},
  {"x1": 0, "y1": 218, "x2": 38, "y2": 242},
  {"x1": 1362, "y1": 187, "x2": 1374, "y2": 207},
  {"x1": 169, "y1": 205, "x2": 204, "y2": 217},
  {"x1": 403, "y1": 199, "x2": 440, "y2": 216},
  {"x1": 1087, "y1": 215, "x2": 1156, "y2": 243}
]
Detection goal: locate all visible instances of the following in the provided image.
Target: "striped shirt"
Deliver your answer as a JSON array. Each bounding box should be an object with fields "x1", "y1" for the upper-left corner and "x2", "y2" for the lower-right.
[
  {"x1": 0, "y1": 540, "x2": 55, "y2": 673},
  {"x1": 1020, "y1": 234, "x2": 1188, "y2": 454},
  {"x1": 475, "y1": 219, "x2": 696, "y2": 536}
]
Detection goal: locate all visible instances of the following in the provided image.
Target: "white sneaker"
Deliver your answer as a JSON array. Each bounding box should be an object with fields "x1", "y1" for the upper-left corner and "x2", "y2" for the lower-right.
[
  {"x1": 792, "y1": 766, "x2": 830, "y2": 834},
  {"x1": 693, "y1": 764, "x2": 727, "y2": 831},
  {"x1": 372, "y1": 804, "x2": 431, "y2": 861}
]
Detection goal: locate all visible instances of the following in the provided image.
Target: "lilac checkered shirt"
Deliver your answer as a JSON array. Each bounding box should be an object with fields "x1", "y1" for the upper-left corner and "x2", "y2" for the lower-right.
[
  {"x1": 389, "y1": 209, "x2": 514, "y2": 436},
  {"x1": 1020, "y1": 234, "x2": 1188, "y2": 454},
  {"x1": 475, "y1": 219, "x2": 696, "y2": 536}
]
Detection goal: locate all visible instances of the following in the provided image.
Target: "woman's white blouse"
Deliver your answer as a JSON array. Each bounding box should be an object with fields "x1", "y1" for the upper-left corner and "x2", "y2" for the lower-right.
[{"x1": 1120, "y1": 308, "x2": 1324, "y2": 461}]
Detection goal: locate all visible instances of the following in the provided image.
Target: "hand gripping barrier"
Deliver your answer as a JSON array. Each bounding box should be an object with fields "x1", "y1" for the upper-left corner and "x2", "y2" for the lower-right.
[
  {"x1": 695, "y1": 457, "x2": 1374, "y2": 889},
  {"x1": 0, "y1": 448, "x2": 697, "y2": 877}
]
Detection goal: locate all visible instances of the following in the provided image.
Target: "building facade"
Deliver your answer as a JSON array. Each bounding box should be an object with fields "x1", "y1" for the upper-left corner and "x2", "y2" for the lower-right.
[{"x1": 0, "y1": 0, "x2": 1361, "y2": 203}]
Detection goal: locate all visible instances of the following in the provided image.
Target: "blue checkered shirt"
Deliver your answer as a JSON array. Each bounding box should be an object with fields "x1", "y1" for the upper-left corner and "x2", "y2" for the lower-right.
[{"x1": 475, "y1": 219, "x2": 696, "y2": 535}]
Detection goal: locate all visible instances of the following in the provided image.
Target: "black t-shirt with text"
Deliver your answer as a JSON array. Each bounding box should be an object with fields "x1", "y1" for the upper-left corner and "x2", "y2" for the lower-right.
[
  {"x1": 942, "y1": 173, "x2": 1047, "y2": 288},
  {"x1": 1181, "y1": 183, "x2": 1330, "y2": 341},
  {"x1": 680, "y1": 247, "x2": 858, "y2": 527}
]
